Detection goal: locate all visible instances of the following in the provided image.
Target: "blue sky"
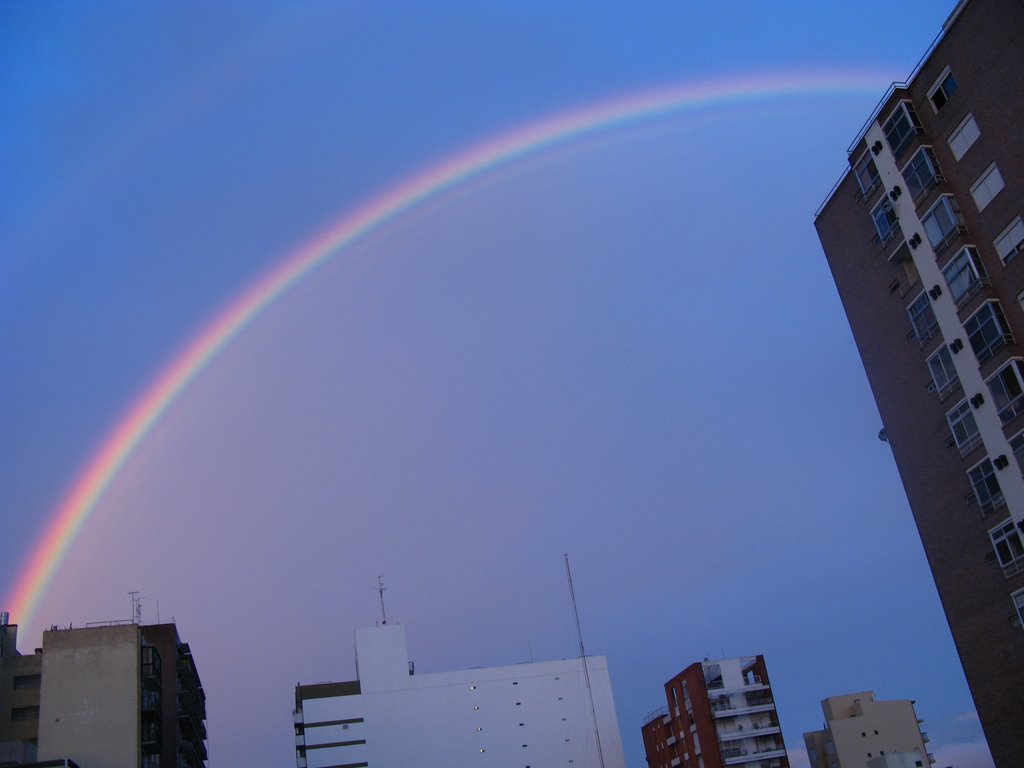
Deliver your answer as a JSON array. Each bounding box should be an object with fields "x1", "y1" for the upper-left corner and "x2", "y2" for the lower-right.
[{"x1": 0, "y1": 2, "x2": 994, "y2": 767}]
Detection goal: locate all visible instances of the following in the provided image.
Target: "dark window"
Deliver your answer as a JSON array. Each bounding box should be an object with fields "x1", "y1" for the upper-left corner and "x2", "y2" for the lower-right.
[
  {"x1": 13, "y1": 675, "x2": 41, "y2": 689},
  {"x1": 883, "y1": 101, "x2": 922, "y2": 159},
  {"x1": 907, "y1": 293, "x2": 938, "y2": 343},
  {"x1": 964, "y1": 302, "x2": 1010, "y2": 364},
  {"x1": 969, "y1": 459, "x2": 1003, "y2": 516},
  {"x1": 987, "y1": 361, "x2": 1024, "y2": 424},
  {"x1": 10, "y1": 706, "x2": 40, "y2": 721},
  {"x1": 902, "y1": 147, "x2": 941, "y2": 201},
  {"x1": 929, "y1": 70, "x2": 959, "y2": 111}
]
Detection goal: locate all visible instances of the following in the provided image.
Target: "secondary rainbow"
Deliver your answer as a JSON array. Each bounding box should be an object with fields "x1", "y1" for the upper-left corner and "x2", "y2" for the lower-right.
[{"x1": 5, "y1": 71, "x2": 886, "y2": 629}]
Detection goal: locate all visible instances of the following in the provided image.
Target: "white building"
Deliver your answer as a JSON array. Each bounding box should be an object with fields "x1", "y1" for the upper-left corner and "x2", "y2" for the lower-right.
[{"x1": 293, "y1": 623, "x2": 626, "y2": 768}]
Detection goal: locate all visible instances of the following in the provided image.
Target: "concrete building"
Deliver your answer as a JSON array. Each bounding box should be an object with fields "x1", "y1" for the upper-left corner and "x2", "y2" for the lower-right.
[
  {"x1": 641, "y1": 656, "x2": 788, "y2": 768},
  {"x1": 814, "y1": 1, "x2": 1024, "y2": 765},
  {"x1": 0, "y1": 614, "x2": 207, "y2": 768},
  {"x1": 803, "y1": 692, "x2": 931, "y2": 768},
  {"x1": 293, "y1": 623, "x2": 626, "y2": 768}
]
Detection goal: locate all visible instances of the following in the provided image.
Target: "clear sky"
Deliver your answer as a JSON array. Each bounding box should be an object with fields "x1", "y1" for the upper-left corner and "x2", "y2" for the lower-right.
[{"x1": 0, "y1": 2, "x2": 994, "y2": 767}]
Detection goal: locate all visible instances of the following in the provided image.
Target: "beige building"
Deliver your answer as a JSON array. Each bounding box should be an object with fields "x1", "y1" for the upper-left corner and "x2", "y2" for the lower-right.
[{"x1": 803, "y1": 692, "x2": 931, "y2": 768}]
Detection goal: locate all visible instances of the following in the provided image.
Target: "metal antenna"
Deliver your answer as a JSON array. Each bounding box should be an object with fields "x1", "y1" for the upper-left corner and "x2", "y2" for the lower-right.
[
  {"x1": 376, "y1": 575, "x2": 388, "y2": 625},
  {"x1": 128, "y1": 591, "x2": 140, "y2": 624},
  {"x1": 564, "y1": 554, "x2": 606, "y2": 768}
]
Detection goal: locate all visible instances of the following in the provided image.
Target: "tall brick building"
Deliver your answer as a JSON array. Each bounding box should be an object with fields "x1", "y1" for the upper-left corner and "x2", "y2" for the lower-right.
[{"x1": 814, "y1": 1, "x2": 1024, "y2": 766}]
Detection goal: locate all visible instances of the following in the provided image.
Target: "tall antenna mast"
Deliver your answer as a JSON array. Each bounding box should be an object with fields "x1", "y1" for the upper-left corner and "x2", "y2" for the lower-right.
[
  {"x1": 564, "y1": 554, "x2": 606, "y2": 768},
  {"x1": 375, "y1": 575, "x2": 388, "y2": 625},
  {"x1": 128, "y1": 591, "x2": 141, "y2": 624}
]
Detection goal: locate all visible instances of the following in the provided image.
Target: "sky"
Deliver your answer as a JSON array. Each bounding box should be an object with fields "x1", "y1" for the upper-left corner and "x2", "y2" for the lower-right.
[{"x1": 0, "y1": 2, "x2": 996, "y2": 767}]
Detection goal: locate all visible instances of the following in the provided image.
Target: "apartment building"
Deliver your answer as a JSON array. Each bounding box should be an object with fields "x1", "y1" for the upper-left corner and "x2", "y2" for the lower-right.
[
  {"x1": 293, "y1": 622, "x2": 625, "y2": 768},
  {"x1": 641, "y1": 656, "x2": 788, "y2": 768},
  {"x1": 814, "y1": 1, "x2": 1023, "y2": 765},
  {"x1": 803, "y1": 692, "x2": 931, "y2": 768},
  {"x1": 0, "y1": 614, "x2": 207, "y2": 768}
]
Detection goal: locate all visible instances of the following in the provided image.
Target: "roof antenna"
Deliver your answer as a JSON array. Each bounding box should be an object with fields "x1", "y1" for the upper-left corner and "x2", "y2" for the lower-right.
[
  {"x1": 128, "y1": 591, "x2": 144, "y2": 624},
  {"x1": 375, "y1": 575, "x2": 388, "y2": 625},
  {"x1": 564, "y1": 554, "x2": 606, "y2": 768}
]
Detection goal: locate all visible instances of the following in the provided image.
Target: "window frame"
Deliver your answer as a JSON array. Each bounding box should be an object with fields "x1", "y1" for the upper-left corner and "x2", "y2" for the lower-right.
[
  {"x1": 942, "y1": 246, "x2": 987, "y2": 308},
  {"x1": 989, "y1": 518, "x2": 1024, "y2": 572},
  {"x1": 964, "y1": 301, "x2": 1010, "y2": 364},
  {"x1": 970, "y1": 163, "x2": 1005, "y2": 212},
  {"x1": 871, "y1": 197, "x2": 900, "y2": 245},
  {"x1": 946, "y1": 399, "x2": 982, "y2": 455},
  {"x1": 1013, "y1": 587, "x2": 1024, "y2": 629},
  {"x1": 927, "y1": 66, "x2": 959, "y2": 112},
  {"x1": 1009, "y1": 430, "x2": 1024, "y2": 474},
  {"x1": 882, "y1": 100, "x2": 922, "y2": 160},
  {"x1": 922, "y1": 195, "x2": 965, "y2": 253},
  {"x1": 987, "y1": 359, "x2": 1024, "y2": 424},
  {"x1": 901, "y1": 146, "x2": 942, "y2": 202},
  {"x1": 907, "y1": 292, "x2": 939, "y2": 344},
  {"x1": 928, "y1": 345, "x2": 959, "y2": 396},
  {"x1": 969, "y1": 458, "x2": 1004, "y2": 516},
  {"x1": 853, "y1": 150, "x2": 881, "y2": 198},
  {"x1": 994, "y1": 216, "x2": 1024, "y2": 263},
  {"x1": 948, "y1": 113, "x2": 980, "y2": 161}
]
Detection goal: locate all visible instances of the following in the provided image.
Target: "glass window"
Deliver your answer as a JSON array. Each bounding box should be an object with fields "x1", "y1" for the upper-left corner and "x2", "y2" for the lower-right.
[
  {"x1": 987, "y1": 360, "x2": 1024, "y2": 424},
  {"x1": 928, "y1": 68, "x2": 959, "y2": 111},
  {"x1": 907, "y1": 292, "x2": 938, "y2": 343},
  {"x1": 990, "y1": 520, "x2": 1024, "y2": 568},
  {"x1": 922, "y1": 195, "x2": 963, "y2": 252},
  {"x1": 948, "y1": 113, "x2": 980, "y2": 161},
  {"x1": 1013, "y1": 588, "x2": 1024, "y2": 628},
  {"x1": 854, "y1": 151, "x2": 880, "y2": 197},
  {"x1": 1009, "y1": 432, "x2": 1024, "y2": 473},
  {"x1": 947, "y1": 399, "x2": 981, "y2": 454},
  {"x1": 995, "y1": 217, "x2": 1024, "y2": 263},
  {"x1": 902, "y1": 147, "x2": 941, "y2": 201},
  {"x1": 971, "y1": 164, "x2": 1005, "y2": 212},
  {"x1": 942, "y1": 246, "x2": 986, "y2": 307},
  {"x1": 928, "y1": 346, "x2": 959, "y2": 394},
  {"x1": 883, "y1": 101, "x2": 922, "y2": 159},
  {"x1": 964, "y1": 302, "x2": 1009, "y2": 363},
  {"x1": 969, "y1": 459, "x2": 1003, "y2": 515},
  {"x1": 871, "y1": 197, "x2": 900, "y2": 243}
]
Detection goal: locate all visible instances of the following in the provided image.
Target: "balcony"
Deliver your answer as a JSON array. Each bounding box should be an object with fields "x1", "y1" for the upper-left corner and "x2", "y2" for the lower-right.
[
  {"x1": 712, "y1": 701, "x2": 777, "y2": 719},
  {"x1": 717, "y1": 723, "x2": 781, "y2": 743},
  {"x1": 721, "y1": 746, "x2": 787, "y2": 766}
]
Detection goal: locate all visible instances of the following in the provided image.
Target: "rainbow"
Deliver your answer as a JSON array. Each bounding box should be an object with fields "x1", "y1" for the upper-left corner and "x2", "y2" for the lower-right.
[{"x1": 5, "y1": 72, "x2": 886, "y2": 630}]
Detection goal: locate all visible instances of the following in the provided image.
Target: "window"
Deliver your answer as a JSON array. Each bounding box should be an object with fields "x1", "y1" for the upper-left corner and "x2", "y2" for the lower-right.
[
  {"x1": 883, "y1": 101, "x2": 922, "y2": 159},
  {"x1": 948, "y1": 113, "x2": 980, "y2": 161},
  {"x1": 1013, "y1": 588, "x2": 1024, "y2": 628},
  {"x1": 871, "y1": 197, "x2": 900, "y2": 244},
  {"x1": 988, "y1": 360, "x2": 1024, "y2": 424},
  {"x1": 907, "y1": 292, "x2": 938, "y2": 343},
  {"x1": 13, "y1": 675, "x2": 41, "y2": 689},
  {"x1": 969, "y1": 459, "x2": 1004, "y2": 515},
  {"x1": 902, "y1": 147, "x2": 942, "y2": 201},
  {"x1": 10, "y1": 706, "x2": 39, "y2": 721},
  {"x1": 964, "y1": 302, "x2": 1010, "y2": 364},
  {"x1": 928, "y1": 67, "x2": 959, "y2": 111},
  {"x1": 854, "y1": 151, "x2": 880, "y2": 197},
  {"x1": 928, "y1": 345, "x2": 959, "y2": 395},
  {"x1": 971, "y1": 164, "x2": 1005, "y2": 212},
  {"x1": 943, "y1": 246, "x2": 987, "y2": 307},
  {"x1": 994, "y1": 217, "x2": 1024, "y2": 263},
  {"x1": 947, "y1": 399, "x2": 981, "y2": 454},
  {"x1": 1009, "y1": 432, "x2": 1024, "y2": 473},
  {"x1": 990, "y1": 519, "x2": 1024, "y2": 570},
  {"x1": 922, "y1": 195, "x2": 964, "y2": 253}
]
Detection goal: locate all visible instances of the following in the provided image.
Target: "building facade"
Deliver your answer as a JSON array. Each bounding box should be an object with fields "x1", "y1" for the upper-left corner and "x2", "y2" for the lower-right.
[
  {"x1": 641, "y1": 656, "x2": 788, "y2": 768},
  {"x1": 803, "y1": 692, "x2": 931, "y2": 768},
  {"x1": 0, "y1": 616, "x2": 207, "y2": 768},
  {"x1": 293, "y1": 623, "x2": 626, "y2": 768},
  {"x1": 814, "y1": 1, "x2": 1024, "y2": 766}
]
